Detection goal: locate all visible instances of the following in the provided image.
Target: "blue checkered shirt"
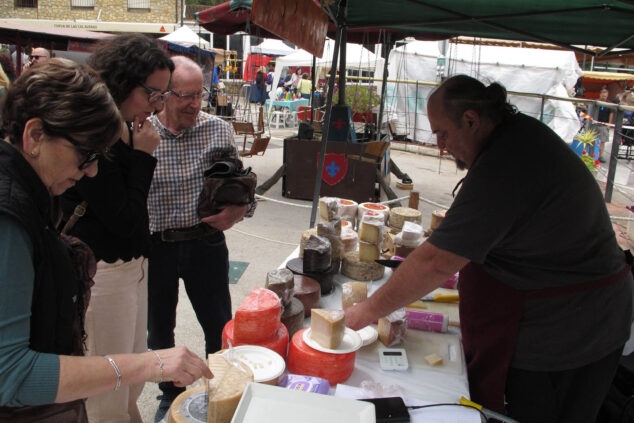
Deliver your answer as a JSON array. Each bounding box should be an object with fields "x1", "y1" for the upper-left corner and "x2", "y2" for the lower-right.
[{"x1": 148, "y1": 112, "x2": 255, "y2": 232}]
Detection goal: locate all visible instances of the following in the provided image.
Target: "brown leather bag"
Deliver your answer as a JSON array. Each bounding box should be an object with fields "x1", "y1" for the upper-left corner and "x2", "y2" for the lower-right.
[{"x1": 197, "y1": 158, "x2": 257, "y2": 219}]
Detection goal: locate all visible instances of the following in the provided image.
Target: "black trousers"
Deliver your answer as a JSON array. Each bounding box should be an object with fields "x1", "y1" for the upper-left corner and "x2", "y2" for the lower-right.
[
  {"x1": 505, "y1": 346, "x2": 624, "y2": 423},
  {"x1": 147, "y1": 231, "x2": 231, "y2": 396}
]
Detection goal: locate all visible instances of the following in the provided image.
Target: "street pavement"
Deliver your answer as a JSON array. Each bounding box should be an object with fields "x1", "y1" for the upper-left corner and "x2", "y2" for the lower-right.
[{"x1": 138, "y1": 125, "x2": 633, "y2": 422}]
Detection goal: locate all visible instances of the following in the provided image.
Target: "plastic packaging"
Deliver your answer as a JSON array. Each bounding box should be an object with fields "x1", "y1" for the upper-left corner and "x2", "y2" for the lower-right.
[
  {"x1": 279, "y1": 373, "x2": 331, "y2": 395},
  {"x1": 406, "y1": 309, "x2": 449, "y2": 333}
]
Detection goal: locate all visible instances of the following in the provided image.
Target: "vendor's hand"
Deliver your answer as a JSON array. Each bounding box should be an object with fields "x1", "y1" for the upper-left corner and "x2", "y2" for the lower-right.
[
  {"x1": 150, "y1": 346, "x2": 212, "y2": 387},
  {"x1": 131, "y1": 116, "x2": 160, "y2": 155},
  {"x1": 344, "y1": 301, "x2": 376, "y2": 331},
  {"x1": 201, "y1": 204, "x2": 248, "y2": 231}
]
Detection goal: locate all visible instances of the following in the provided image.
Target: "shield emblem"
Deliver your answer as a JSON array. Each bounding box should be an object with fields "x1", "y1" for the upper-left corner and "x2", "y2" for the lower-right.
[{"x1": 319, "y1": 153, "x2": 348, "y2": 186}]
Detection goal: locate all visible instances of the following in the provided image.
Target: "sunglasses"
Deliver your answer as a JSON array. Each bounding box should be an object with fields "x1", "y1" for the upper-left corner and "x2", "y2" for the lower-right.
[
  {"x1": 169, "y1": 87, "x2": 209, "y2": 102},
  {"x1": 64, "y1": 134, "x2": 104, "y2": 170},
  {"x1": 139, "y1": 82, "x2": 171, "y2": 105},
  {"x1": 29, "y1": 55, "x2": 45, "y2": 60}
]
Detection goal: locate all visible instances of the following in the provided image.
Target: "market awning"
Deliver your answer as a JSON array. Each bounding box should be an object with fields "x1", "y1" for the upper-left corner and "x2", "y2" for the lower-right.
[
  {"x1": 583, "y1": 70, "x2": 634, "y2": 82},
  {"x1": 0, "y1": 21, "x2": 113, "y2": 51}
]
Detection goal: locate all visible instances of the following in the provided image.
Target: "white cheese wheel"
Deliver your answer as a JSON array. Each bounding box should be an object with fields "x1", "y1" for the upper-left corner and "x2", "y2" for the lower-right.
[
  {"x1": 341, "y1": 251, "x2": 385, "y2": 281},
  {"x1": 389, "y1": 207, "x2": 422, "y2": 229},
  {"x1": 207, "y1": 355, "x2": 254, "y2": 423},
  {"x1": 357, "y1": 203, "x2": 389, "y2": 223},
  {"x1": 400, "y1": 221, "x2": 424, "y2": 242},
  {"x1": 337, "y1": 199, "x2": 358, "y2": 219}
]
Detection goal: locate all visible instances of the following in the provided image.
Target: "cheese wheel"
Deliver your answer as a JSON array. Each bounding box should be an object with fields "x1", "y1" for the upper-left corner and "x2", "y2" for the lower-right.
[
  {"x1": 319, "y1": 197, "x2": 339, "y2": 221},
  {"x1": 281, "y1": 297, "x2": 305, "y2": 339},
  {"x1": 342, "y1": 251, "x2": 384, "y2": 281},
  {"x1": 317, "y1": 219, "x2": 341, "y2": 237},
  {"x1": 287, "y1": 329, "x2": 355, "y2": 385},
  {"x1": 207, "y1": 355, "x2": 254, "y2": 423},
  {"x1": 342, "y1": 282, "x2": 368, "y2": 310},
  {"x1": 389, "y1": 207, "x2": 422, "y2": 229},
  {"x1": 286, "y1": 257, "x2": 334, "y2": 296},
  {"x1": 357, "y1": 202, "x2": 389, "y2": 223},
  {"x1": 358, "y1": 241, "x2": 380, "y2": 262},
  {"x1": 401, "y1": 221, "x2": 424, "y2": 242},
  {"x1": 341, "y1": 220, "x2": 353, "y2": 230},
  {"x1": 341, "y1": 229, "x2": 359, "y2": 253},
  {"x1": 293, "y1": 275, "x2": 321, "y2": 317},
  {"x1": 358, "y1": 221, "x2": 382, "y2": 244},
  {"x1": 299, "y1": 228, "x2": 319, "y2": 257},
  {"x1": 430, "y1": 209, "x2": 447, "y2": 232},
  {"x1": 337, "y1": 199, "x2": 358, "y2": 220},
  {"x1": 233, "y1": 287, "x2": 282, "y2": 343},
  {"x1": 168, "y1": 386, "x2": 207, "y2": 423},
  {"x1": 310, "y1": 309, "x2": 345, "y2": 349},
  {"x1": 222, "y1": 319, "x2": 289, "y2": 359},
  {"x1": 265, "y1": 269, "x2": 295, "y2": 308}
]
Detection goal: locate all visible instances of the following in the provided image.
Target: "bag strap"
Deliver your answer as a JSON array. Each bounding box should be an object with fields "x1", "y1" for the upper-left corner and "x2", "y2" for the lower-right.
[{"x1": 61, "y1": 201, "x2": 88, "y2": 235}]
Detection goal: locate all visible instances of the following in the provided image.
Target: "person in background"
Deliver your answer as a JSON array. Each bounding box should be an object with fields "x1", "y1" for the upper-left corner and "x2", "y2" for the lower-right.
[
  {"x1": 266, "y1": 64, "x2": 275, "y2": 92},
  {"x1": 22, "y1": 46, "x2": 51, "y2": 71},
  {"x1": 0, "y1": 58, "x2": 211, "y2": 422},
  {"x1": 276, "y1": 84, "x2": 290, "y2": 99},
  {"x1": 249, "y1": 70, "x2": 268, "y2": 105},
  {"x1": 147, "y1": 56, "x2": 255, "y2": 422},
  {"x1": 59, "y1": 34, "x2": 175, "y2": 423},
  {"x1": 297, "y1": 73, "x2": 312, "y2": 99},
  {"x1": 589, "y1": 88, "x2": 614, "y2": 161},
  {"x1": 345, "y1": 75, "x2": 632, "y2": 423},
  {"x1": 0, "y1": 65, "x2": 9, "y2": 98},
  {"x1": 285, "y1": 67, "x2": 302, "y2": 94},
  {"x1": 0, "y1": 52, "x2": 16, "y2": 83}
]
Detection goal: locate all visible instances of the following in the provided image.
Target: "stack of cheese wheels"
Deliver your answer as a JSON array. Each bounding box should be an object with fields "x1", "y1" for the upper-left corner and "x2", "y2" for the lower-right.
[
  {"x1": 222, "y1": 287, "x2": 289, "y2": 358},
  {"x1": 388, "y1": 207, "x2": 422, "y2": 230},
  {"x1": 341, "y1": 212, "x2": 385, "y2": 281},
  {"x1": 357, "y1": 202, "x2": 389, "y2": 224},
  {"x1": 207, "y1": 355, "x2": 254, "y2": 423},
  {"x1": 317, "y1": 219, "x2": 343, "y2": 273},
  {"x1": 287, "y1": 328, "x2": 356, "y2": 385}
]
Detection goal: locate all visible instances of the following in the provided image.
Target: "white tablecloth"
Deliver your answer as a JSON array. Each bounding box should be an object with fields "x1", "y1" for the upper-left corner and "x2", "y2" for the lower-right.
[{"x1": 280, "y1": 247, "x2": 480, "y2": 422}]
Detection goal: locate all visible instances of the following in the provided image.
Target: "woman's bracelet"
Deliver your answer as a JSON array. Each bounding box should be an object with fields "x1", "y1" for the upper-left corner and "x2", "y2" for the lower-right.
[
  {"x1": 150, "y1": 350, "x2": 164, "y2": 383},
  {"x1": 104, "y1": 355, "x2": 121, "y2": 391}
]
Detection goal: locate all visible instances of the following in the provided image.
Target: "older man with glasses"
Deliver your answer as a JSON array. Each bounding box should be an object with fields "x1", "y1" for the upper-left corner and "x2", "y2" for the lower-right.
[{"x1": 146, "y1": 55, "x2": 255, "y2": 422}]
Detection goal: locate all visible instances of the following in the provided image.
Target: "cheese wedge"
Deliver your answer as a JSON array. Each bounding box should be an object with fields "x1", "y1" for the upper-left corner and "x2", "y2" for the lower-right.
[{"x1": 310, "y1": 308, "x2": 345, "y2": 349}]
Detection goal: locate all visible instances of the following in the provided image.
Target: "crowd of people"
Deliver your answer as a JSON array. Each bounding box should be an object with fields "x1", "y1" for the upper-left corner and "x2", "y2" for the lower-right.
[{"x1": 0, "y1": 35, "x2": 253, "y2": 423}]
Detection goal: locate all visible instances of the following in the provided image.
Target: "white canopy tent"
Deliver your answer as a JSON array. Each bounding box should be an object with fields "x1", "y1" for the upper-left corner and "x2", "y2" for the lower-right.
[
  {"x1": 251, "y1": 39, "x2": 295, "y2": 56},
  {"x1": 385, "y1": 41, "x2": 583, "y2": 144},
  {"x1": 270, "y1": 39, "x2": 385, "y2": 102},
  {"x1": 159, "y1": 25, "x2": 211, "y2": 49}
]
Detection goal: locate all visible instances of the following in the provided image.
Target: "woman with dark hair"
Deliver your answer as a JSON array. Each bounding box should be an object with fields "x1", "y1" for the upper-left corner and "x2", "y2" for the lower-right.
[
  {"x1": 0, "y1": 53, "x2": 15, "y2": 83},
  {"x1": 59, "y1": 34, "x2": 177, "y2": 423},
  {"x1": 249, "y1": 70, "x2": 267, "y2": 105},
  {"x1": 0, "y1": 58, "x2": 211, "y2": 422}
]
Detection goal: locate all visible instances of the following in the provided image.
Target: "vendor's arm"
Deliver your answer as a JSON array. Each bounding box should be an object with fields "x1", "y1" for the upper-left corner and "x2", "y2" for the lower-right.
[{"x1": 345, "y1": 241, "x2": 468, "y2": 330}]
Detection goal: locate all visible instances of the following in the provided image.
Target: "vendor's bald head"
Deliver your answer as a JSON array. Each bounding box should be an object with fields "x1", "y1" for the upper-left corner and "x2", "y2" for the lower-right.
[
  {"x1": 427, "y1": 75, "x2": 516, "y2": 169},
  {"x1": 30, "y1": 47, "x2": 50, "y2": 63}
]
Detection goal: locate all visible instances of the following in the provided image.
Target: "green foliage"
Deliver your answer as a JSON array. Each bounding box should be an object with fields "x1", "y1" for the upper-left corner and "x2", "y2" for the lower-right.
[{"x1": 332, "y1": 84, "x2": 380, "y2": 114}]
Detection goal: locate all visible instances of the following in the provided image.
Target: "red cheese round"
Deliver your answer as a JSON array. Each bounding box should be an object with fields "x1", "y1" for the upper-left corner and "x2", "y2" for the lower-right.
[
  {"x1": 234, "y1": 287, "x2": 282, "y2": 343},
  {"x1": 287, "y1": 329, "x2": 355, "y2": 385},
  {"x1": 222, "y1": 319, "x2": 289, "y2": 359}
]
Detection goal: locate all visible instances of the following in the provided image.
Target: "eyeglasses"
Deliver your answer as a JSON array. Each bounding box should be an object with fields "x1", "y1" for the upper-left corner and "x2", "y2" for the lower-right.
[
  {"x1": 169, "y1": 87, "x2": 208, "y2": 102},
  {"x1": 139, "y1": 82, "x2": 171, "y2": 105},
  {"x1": 64, "y1": 134, "x2": 104, "y2": 170}
]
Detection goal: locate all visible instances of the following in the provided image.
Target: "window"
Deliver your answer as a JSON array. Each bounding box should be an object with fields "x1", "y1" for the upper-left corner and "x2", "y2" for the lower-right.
[
  {"x1": 128, "y1": 0, "x2": 150, "y2": 9},
  {"x1": 71, "y1": 0, "x2": 95, "y2": 7},
  {"x1": 15, "y1": 0, "x2": 37, "y2": 7}
]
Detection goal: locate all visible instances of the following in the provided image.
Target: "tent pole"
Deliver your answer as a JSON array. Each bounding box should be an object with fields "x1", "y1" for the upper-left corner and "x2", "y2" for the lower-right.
[
  {"x1": 377, "y1": 33, "x2": 392, "y2": 141},
  {"x1": 338, "y1": 28, "x2": 347, "y2": 105},
  {"x1": 605, "y1": 109, "x2": 624, "y2": 202},
  {"x1": 310, "y1": 55, "x2": 316, "y2": 124},
  {"x1": 309, "y1": 9, "x2": 344, "y2": 228}
]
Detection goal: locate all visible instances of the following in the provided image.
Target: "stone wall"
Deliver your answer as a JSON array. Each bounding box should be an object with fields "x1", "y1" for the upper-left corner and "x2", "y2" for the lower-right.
[{"x1": 0, "y1": 0, "x2": 176, "y2": 23}]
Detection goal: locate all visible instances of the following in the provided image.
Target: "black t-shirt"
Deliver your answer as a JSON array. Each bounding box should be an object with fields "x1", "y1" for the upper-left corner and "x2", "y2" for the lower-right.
[
  {"x1": 60, "y1": 139, "x2": 157, "y2": 263},
  {"x1": 429, "y1": 113, "x2": 631, "y2": 371}
]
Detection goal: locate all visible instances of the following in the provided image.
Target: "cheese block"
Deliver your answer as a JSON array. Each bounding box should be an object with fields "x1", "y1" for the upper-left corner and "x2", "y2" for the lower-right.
[
  {"x1": 310, "y1": 309, "x2": 346, "y2": 349},
  {"x1": 319, "y1": 197, "x2": 339, "y2": 221},
  {"x1": 358, "y1": 241, "x2": 380, "y2": 262},
  {"x1": 341, "y1": 228, "x2": 358, "y2": 253},
  {"x1": 207, "y1": 354, "x2": 254, "y2": 423},
  {"x1": 389, "y1": 207, "x2": 422, "y2": 229},
  {"x1": 341, "y1": 220, "x2": 353, "y2": 231},
  {"x1": 357, "y1": 202, "x2": 389, "y2": 223},
  {"x1": 303, "y1": 235, "x2": 331, "y2": 273},
  {"x1": 317, "y1": 219, "x2": 342, "y2": 237},
  {"x1": 287, "y1": 329, "x2": 356, "y2": 385},
  {"x1": 430, "y1": 209, "x2": 447, "y2": 232},
  {"x1": 342, "y1": 251, "x2": 384, "y2": 281},
  {"x1": 265, "y1": 269, "x2": 295, "y2": 308},
  {"x1": 358, "y1": 221, "x2": 382, "y2": 244},
  {"x1": 233, "y1": 287, "x2": 281, "y2": 343},
  {"x1": 222, "y1": 320, "x2": 289, "y2": 359},
  {"x1": 293, "y1": 275, "x2": 320, "y2": 317},
  {"x1": 341, "y1": 282, "x2": 368, "y2": 310},
  {"x1": 281, "y1": 297, "x2": 305, "y2": 339},
  {"x1": 424, "y1": 353, "x2": 444, "y2": 367},
  {"x1": 337, "y1": 199, "x2": 358, "y2": 220},
  {"x1": 378, "y1": 308, "x2": 407, "y2": 347},
  {"x1": 299, "y1": 228, "x2": 319, "y2": 258}
]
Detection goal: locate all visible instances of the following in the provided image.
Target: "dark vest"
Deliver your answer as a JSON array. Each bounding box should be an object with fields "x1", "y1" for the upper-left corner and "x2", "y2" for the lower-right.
[{"x1": 0, "y1": 141, "x2": 83, "y2": 356}]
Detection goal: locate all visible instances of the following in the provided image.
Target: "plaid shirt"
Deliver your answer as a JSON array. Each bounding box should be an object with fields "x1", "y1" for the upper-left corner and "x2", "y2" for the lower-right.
[{"x1": 148, "y1": 112, "x2": 255, "y2": 232}]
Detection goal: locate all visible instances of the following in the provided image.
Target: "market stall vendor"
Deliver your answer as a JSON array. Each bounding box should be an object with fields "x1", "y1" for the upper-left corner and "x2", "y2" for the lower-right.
[{"x1": 345, "y1": 75, "x2": 633, "y2": 423}]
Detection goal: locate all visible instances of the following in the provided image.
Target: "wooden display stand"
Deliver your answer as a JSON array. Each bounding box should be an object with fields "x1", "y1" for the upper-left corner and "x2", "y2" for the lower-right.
[{"x1": 283, "y1": 137, "x2": 384, "y2": 203}]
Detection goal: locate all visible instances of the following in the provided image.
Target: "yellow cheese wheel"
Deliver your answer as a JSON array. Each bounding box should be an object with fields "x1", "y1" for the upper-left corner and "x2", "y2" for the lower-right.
[
  {"x1": 207, "y1": 355, "x2": 254, "y2": 423},
  {"x1": 341, "y1": 251, "x2": 384, "y2": 281}
]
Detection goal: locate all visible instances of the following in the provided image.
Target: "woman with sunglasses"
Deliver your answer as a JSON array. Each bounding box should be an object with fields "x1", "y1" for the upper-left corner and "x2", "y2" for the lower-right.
[
  {"x1": 0, "y1": 59, "x2": 211, "y2": 422},
  {"x1": 60, "y1": 34, "x2": 176, "y2": 423}
]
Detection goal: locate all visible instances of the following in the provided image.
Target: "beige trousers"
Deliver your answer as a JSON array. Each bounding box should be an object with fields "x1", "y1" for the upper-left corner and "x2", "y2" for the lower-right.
[{"x1": 84, "y1": 257, "x2": 148, "y2": 423}]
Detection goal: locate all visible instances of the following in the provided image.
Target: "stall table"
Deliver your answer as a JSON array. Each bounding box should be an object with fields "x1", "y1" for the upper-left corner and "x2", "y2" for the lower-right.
[{"x1": 280, "y1": 248, "x2": 480, "y2": 422}]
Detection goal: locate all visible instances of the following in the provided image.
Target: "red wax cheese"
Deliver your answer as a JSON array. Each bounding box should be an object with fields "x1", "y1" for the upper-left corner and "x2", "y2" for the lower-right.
[
  {"x1": 287, "y1": 329, "x2": 355, "y2": 385},
  {"x1": 234, "y1": 287, "x2": 281, "y2": 343},
  {"x1": 222, "y1": 319, "x2": 289, "y2": 359}
]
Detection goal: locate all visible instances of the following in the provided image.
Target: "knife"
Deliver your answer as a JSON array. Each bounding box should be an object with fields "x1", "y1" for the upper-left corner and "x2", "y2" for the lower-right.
[{"x1": 375, "y1": 256, "x2": 406, "y2": 268}]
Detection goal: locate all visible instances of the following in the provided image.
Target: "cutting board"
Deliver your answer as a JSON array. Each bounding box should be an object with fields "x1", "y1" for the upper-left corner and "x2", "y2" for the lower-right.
[{"x1": 357, "y1": 325, "x2": 464, "y2": 375}]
